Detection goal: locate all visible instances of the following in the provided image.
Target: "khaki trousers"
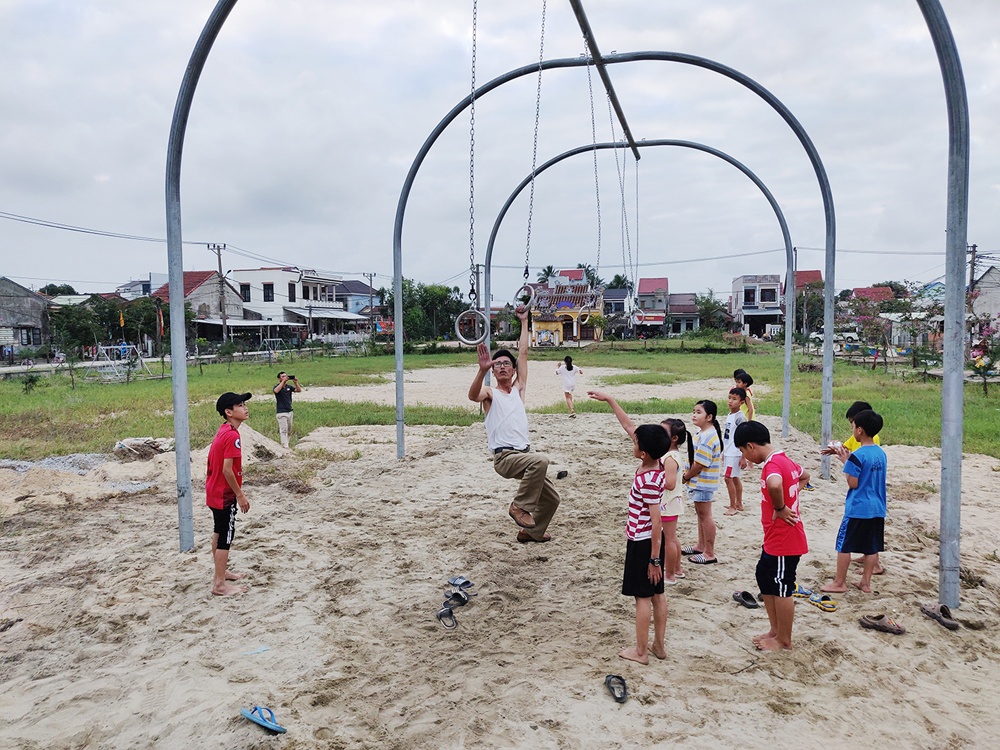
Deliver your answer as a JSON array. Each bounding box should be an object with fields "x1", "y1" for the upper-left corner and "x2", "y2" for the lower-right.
[
  {"x1": 276, "y1": 411, "x2": 293, "y2": 448},
  {"x1": 493, "y1": 449, "x2": 560, "y2": 539}
]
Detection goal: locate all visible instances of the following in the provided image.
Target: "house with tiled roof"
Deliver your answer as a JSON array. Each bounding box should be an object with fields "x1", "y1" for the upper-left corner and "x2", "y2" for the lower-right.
[
  {"x1": 851, "y1": 286, "x2": 894, "y2": 303},
  {"x1": 667, "y1": 293, "x2": 700, "y2": 334},
  {"x1": 151, "y1": 271, "x2": 244, "y2": 321},
  {"x1": 527, "y1": 272, "x2": 603, "y2": 346},
  {"x1": 635, "y1": 277, "x2": 669, "y2": 328},
  {"x1": 792, "y1": 270, "x2": 823, "y2": 291}
]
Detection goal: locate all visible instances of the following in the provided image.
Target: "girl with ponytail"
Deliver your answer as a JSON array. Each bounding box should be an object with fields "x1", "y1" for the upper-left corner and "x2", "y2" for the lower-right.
[{"x1": 680, "y1": 400, "x2": 723, "y2": 564}]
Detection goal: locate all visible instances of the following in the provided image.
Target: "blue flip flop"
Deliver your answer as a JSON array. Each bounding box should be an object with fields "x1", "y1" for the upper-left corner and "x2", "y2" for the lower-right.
[
  {"x1": 241, "y1": 706, "x2": 287, "y2": 733},
  {"x1": 792, "y1": 584, "x2": 812, "y2": 599}
]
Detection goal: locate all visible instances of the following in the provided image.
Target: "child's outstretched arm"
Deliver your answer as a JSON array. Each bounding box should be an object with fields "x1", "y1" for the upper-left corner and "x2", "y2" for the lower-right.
[
  {"x1": 745, "y1": 392, "x2": 755, "y2": 420},
  {"x1": 587, "y1": 390, "x2": 635, "y2": 437}
]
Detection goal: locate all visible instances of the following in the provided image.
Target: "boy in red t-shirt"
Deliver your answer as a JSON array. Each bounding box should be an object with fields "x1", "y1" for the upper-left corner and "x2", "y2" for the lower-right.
[
  {"x1": 207, "y1": 392, "x2": 252, "y2": 596},
  {"x1": 734, "y1": 421, "x2": 809, "y2": 651}
]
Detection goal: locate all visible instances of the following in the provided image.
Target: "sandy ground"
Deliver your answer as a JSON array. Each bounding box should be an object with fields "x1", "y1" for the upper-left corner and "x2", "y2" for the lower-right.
[{"x1": 1, "y1": 365, "x2": 999, "y2": 749}]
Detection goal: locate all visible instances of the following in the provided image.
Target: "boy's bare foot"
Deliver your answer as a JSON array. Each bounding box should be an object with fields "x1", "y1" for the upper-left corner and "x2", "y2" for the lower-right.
[
  {"x1": 752, "y1": 630, "x2": 776, "y2": 645},
  {"x1": 820, "y1": 582, "x2": 848, "y2": 593},
  {"x1": 736, "y1": 504, "x2": 744, "y2": 511},
  {"x1": 873, "y1": 566, "x2": 886, "y2": 576},
  {"x1": 212, "y1": 583, "x2": 248, "y2": 597},
  {"x1": 618, "y1": 646, "x2": 649, "y2": 665},
  {"x1": 225, "y1": 570, "x2": 246, "y2": 581},
  {"x1": 854, "y1": 581, "x2": 872, "y2": 593},
  {"x1": 650, "y1": 644, "x2": 667, "y2": 660},
  {"x1": 755, "y1": 636, "x2": 791, "y2": 652},
  {"x1": 723, "y1": 508, "x2": 738, "y2": 516}
]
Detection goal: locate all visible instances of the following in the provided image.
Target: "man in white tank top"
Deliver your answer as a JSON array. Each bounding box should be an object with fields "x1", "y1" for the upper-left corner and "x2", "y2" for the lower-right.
[{"x1": 468, "y1": 306, "x2": 561, "y2": 542}]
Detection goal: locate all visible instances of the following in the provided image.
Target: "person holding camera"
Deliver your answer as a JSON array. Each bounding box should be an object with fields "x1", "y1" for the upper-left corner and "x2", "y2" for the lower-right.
[{"x1": 273, "y1": 371, "x2": 301, "y2": 448}]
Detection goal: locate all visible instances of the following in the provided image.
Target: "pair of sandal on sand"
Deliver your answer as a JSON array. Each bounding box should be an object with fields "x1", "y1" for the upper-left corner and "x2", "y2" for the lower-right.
[
  {"x1": 792, "y1": 585, "x2": 838, "y2": 612},
  {"x1": 855, "y1": 603, "x2": 960, "y2": 636},
  {"x1": 436, "y1": 576, "x2": 477, "y2": 629}
]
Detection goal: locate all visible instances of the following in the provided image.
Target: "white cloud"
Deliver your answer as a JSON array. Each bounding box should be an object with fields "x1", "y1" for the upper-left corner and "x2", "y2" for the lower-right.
[{"x1": 0, "y1": 0, "x2": 994, "y2": 298}]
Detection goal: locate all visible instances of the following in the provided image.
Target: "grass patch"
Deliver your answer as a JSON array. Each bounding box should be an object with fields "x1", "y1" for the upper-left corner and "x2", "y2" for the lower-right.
[{"x1": 3, "y1": 346, "x2": 1000, "y2": 460}]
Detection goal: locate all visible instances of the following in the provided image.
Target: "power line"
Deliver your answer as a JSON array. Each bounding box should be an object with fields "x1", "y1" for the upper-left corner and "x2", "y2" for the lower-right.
[{"x1": 0, "y1": 209, "x2": 208, "y2": 245}]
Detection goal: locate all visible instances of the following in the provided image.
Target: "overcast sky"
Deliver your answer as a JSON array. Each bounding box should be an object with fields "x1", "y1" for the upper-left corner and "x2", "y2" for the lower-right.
[{"x1": 1, "y1": 0, "x2": 997, "y2": 304}]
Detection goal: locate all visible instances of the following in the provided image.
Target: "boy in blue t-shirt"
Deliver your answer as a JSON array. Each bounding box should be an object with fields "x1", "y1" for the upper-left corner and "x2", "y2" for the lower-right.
[{"x1": 820, "y1": 410, "x2": 886, "y2": 594}]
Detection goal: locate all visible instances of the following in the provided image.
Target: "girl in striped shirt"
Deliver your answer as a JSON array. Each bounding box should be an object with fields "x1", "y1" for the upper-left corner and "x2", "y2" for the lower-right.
[{"x1": 588, "y1": 390, "x2": 672, "y2": 665}]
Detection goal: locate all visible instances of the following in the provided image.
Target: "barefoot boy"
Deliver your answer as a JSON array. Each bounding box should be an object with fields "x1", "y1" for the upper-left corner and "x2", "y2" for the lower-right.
[
  {"x1": 588, "y1": 390, "x2": 670, "y2": 665},
  {"x1": 207, "y1": 392, "x2": 252, "y2": 596},
  {"x1": 820, "y1": 409, "x2": 887, "y2": 594},
  {"x1": 722, "y1": 387, "x2": 748, "y2": 516},
  {"x1": 734, "y1": 421, "x2": 809, "y2": 651}
]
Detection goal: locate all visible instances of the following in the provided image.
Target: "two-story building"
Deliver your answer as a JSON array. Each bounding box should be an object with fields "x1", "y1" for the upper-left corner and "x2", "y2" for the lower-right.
[
  {"x1": 115, "y1": 273, "x2": 168, "y2": 301},
  {"x1": 228, "y1": 267, "x2": 366, "y2": 338},
  {"x1": 667, "y1": 293, "x2": 700, "y2": 334},
  {"x1": 633, "y1": 277, "x2": 668, "y2": 332},
  {"x1": 732, "y1": 274, "x2": 783, "y2": 337}
]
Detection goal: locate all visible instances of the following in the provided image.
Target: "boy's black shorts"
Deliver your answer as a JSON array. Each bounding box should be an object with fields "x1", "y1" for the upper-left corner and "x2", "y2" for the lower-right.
[
  {"x1": 835, "y1": 516, "x2": 885, "y2": 555},
  {"x1": 755, "y1": 550, "x2": 800, "y2": 598},
  {"x1": 622, "y1": 535, "x2": 666, "y2": 598},
  {"x1": 212, "y1": 503, "x2": 238, "y2": 550}
]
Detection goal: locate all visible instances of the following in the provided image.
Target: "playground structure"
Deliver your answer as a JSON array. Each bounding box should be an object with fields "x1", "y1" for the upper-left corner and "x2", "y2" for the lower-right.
[
  {"x1": 82, "y1": 344, "x2": 157, "y2": 382},
  {"x1": 164, "y1": 0, "x2": 969, "y2": 610}
]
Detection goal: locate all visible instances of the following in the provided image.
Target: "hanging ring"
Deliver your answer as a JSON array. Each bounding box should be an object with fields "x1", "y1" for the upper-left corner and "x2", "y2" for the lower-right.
[
  {"x1": 455, "y1": 308, "x2": 490, "y2": 345},
  {"x1": 633, "y1": 309, "x2": 645, "y2": 325},
  {"x1": 578, "y1": 306, "x2": 592, "y2": 325},
  {"x1": 512, "y1": 284, "x2": 536, "y2": 309}
]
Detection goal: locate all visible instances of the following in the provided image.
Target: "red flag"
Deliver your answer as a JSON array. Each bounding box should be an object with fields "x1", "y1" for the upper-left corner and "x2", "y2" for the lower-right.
[{"x1": 157, "y1": 307, "x2": 164, "y2": 337}]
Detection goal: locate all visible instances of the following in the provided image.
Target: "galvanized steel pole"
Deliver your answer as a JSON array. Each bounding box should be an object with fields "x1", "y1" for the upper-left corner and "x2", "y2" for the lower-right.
[
  {"x1": 165, "y1": 0, "x2": 238, "y2": 551},
  {"x1": 482, "y1": 139, "x2": 795, "y2": 437},
  {"x1": 917, "y1": 0, "x2": 970, "y2": 609},
  {"x1": 566, "y1": 0, "x2": 641, "y2": 162}
]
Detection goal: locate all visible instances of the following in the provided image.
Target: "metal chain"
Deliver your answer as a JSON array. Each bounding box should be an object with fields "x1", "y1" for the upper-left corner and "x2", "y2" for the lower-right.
[
  {"x1": 606, "y1": 93, "x2": 634, "y2": 301},
  {"x1": 523, "y1": 0, "x2": 547, "y2": 281},
  {"x1": 585, "y1": 39, "x2": 602, "y2": 285},
  {"x1": 633, "y1": 159, "x2": 640, "y2": 294},
  {"x1": 467, "y1": 0, "x2": 478, "y2": 304}
]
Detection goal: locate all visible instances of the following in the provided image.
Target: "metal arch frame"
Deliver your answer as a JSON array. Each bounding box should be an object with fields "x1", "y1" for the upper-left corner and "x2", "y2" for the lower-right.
[
  {"x1": 166, "y1": 2, "x2": 967, "y2": 606},
  {"x1": 482, "y1": 139, "x2": 796, "y2": 438},
  {"x1": 392, "y1": 50, "x2": 835, "y2": 463}
]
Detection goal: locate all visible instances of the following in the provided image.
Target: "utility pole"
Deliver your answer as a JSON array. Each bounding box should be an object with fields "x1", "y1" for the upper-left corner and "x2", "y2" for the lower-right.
[
  {"x1": 364, "y1": 272, "x2": 375, "y2": 343},
  {"x1": 209, "y1": 243, "x2": 228, "y2": 342},
  {"x1": 968, "y1": 243, "x2": 978, "y2": 301}
]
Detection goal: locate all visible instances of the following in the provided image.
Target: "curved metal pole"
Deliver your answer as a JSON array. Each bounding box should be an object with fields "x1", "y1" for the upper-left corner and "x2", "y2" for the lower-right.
[
  {"x1": 917, "y1": 0, "x2": 970, "y2": 609},
  {"x1": 165, "y1": 0, "x2": 238, "y2": 551},
  {"x1": 483, "y1": 139, "x2": 795, "y2": 437},
  {"x1": 393, "y1": 51, "x2": 834, "y2": 459}
]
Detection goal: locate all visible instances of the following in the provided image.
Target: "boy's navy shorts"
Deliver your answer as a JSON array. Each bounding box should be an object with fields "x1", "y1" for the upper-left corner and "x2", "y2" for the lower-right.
[
  {"x1": 622, "y1": 536, "x2": 666, "y2": 598},
  {"x1": 212, "y1": 503, "x2": 238, "y2": 550},
  {"x1": 835, "y1": 517, "x2": 884, "y2": 555},
  {"x1": 755, "y1": 550, "x2": 800, "y2": 598}
]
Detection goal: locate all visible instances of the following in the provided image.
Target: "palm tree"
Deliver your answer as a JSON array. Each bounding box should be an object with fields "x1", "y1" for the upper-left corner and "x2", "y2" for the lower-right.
[
  {"x1": 536, "y1": 265, "x2": 557, "y2": 283},
  {"x1": 576, "y1": 263, "x2": 605, "y2": 289},
  {"x1": 694, "y1": 289, "x2": 728, "y2": 330},
  {"x1": 606, "y1": 274, "x2": 634, "y2": 294}
]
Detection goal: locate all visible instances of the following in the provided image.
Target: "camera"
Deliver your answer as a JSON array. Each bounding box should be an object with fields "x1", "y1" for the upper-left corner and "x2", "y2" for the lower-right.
[{"x1": 288, "y1": 374, "x2": 296, "y2": 380}]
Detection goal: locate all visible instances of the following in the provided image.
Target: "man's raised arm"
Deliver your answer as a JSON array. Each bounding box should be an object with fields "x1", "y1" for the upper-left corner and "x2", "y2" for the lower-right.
[{"x1": 469, "y1": 342, "x2": 493, "y2": 403}]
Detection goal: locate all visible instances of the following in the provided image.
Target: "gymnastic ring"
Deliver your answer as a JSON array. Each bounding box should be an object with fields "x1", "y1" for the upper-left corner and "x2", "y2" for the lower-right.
[
  {"x1": 633, "y1": 309, "x2": 645, "y2": 325},
  {"x1": 455, "y1": 308, "x2": 489, "y2": 345},
  {"x1": 512, "y1": 284, "x2": 536, "y2": 309},
  {"x1": 577, "y1": 306, "x2": 592, "y2": 325}
]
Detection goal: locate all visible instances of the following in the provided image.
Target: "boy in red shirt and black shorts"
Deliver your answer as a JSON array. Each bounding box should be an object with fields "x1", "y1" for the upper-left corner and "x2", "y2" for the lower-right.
[
  {"x1": 734, "y1": 421, "x2": 809, "y2": 651},
  {"x1": 207, "y1": 392, "x2": 252, "y2": 596}
]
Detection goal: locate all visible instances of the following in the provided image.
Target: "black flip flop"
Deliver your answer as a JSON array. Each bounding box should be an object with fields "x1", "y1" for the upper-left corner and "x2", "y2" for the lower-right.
[
  {"x1": 604, "y1": 674, "x2": 628, "y2": 703},
  {"x1": 443, "y1": 589, "x2": 470, "y2": 608},
  {"x1": 733, "y1": 590, "x2": 759, "y2": 609},
  {"x1": 436, "y1": 607, "x2": 457, "y2": 629},
  {"x1": 447, "y1": 576, "x2": 475, "y2": 591}
]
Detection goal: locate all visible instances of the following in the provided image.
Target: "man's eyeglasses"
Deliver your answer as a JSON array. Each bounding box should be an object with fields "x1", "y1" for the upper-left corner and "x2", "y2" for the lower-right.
[{"x1": 492, "y1": 361, "x2": 513, "y2": 369}]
